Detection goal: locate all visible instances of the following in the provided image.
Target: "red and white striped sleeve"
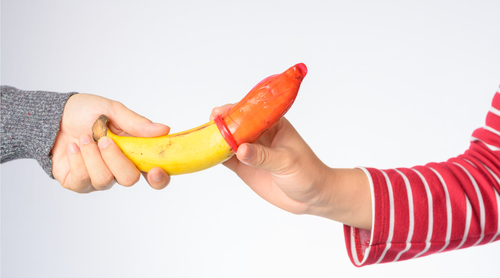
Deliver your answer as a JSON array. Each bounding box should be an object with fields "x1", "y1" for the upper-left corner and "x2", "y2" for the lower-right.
[{"x1": 344, "y1": 87, "x2": 500, "y2": 267}]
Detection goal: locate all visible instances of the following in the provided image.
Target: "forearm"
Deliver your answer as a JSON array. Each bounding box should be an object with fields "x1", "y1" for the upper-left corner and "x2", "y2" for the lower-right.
[
  {"x1": 310, "y1": 88, "x2": 500, "y2": 268},
  {"x1": 341, "y1": 89, "x2": 500, "y2": 267}
]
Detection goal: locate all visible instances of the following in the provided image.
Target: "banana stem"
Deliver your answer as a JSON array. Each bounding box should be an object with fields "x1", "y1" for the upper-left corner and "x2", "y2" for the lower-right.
[{"x1": 92, "y1": 114, "x2": 109, "y2": 141}]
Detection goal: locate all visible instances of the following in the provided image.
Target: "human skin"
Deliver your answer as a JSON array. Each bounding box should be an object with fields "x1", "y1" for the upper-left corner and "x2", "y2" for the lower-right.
[
  {"x1": 50, "y1": 93, "x2": 372, "y2": 230},
  {"x1": 211, "y1": 104, "x2": 372, "y2": 230},
  {"x1": 51, "y1": 94, "x2": 171, "y2": 193}
]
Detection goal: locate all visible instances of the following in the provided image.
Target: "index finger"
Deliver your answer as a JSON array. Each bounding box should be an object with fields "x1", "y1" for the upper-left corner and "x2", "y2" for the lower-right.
[
  {"x1": 108, "y1": 101, "x2": 170, "y2": 137},
  {"x1": 210, "y1": 104, "x2": 234, "y2": 121}
]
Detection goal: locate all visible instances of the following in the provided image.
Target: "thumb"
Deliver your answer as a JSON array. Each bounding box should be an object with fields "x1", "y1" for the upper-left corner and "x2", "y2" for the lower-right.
[
  {"x1": 109, "y1": 102, "x2": 170, "y2": 137},
  {"x1": 236, "y1": 143, "x2": 292, "y2": 174}
]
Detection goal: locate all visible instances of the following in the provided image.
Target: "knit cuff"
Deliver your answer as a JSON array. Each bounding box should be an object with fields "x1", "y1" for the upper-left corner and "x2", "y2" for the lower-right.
[{"x1": 1, "y1": 86, "x2": 77, "y2": 178}]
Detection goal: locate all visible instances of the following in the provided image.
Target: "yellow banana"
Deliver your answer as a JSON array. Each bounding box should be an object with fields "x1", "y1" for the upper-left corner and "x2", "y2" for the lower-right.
[
  {"x1": 92, "y1": 115, "x2": 233, "y2": 175},
  {"x1": 91, "y1": 63, "x2": 308, "y2": 175}
]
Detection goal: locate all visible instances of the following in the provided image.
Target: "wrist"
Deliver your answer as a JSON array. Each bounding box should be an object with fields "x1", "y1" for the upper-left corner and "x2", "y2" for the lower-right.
[{"x1": 308, "y1": 168, "x2": 372, "y2": 230}]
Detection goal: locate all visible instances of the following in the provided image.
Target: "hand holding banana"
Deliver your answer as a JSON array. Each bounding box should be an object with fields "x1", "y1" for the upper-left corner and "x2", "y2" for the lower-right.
[{"x1": 92, "y1": 63, "x2": 308, "y2": 175}]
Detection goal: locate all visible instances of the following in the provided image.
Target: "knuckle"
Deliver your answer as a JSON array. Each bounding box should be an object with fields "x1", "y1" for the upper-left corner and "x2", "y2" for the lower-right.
[
  {"x1": 65, "y1": 172, "x2": 92, "y2": 193},
  {"x1": 102, "y1": 147, "x2": 120, "y2": 162},
  {"x1": 254, "y1": 147, "x2": 269, "y2": 166},
  {"x1": 92, "y1": 174, "x2": 115, "y2": 190},
  {"x1": 61, "y1": 183, "x2": 70, "y2": 190},
  {"x1": 73, "y1": 170, "x2": 90, "y2": 184},
  {"x1": 68, "y1": 181, "x2": 92, "y2": 194},
  {"x1": 111, "y1": 100, "x2": 125, "y2": 111},
  {"x1": 129, "y1": 117, "x2": 149, "y2": 136},
  {"x1": 274, "y1": 149, "x2": 298, "y2": 174},
  {"x1": 118, "y1": 170, "x2": 140, "y2": 187},
  {"x1": 73, "y1": 185, "x2": 93, "y2": 194}
]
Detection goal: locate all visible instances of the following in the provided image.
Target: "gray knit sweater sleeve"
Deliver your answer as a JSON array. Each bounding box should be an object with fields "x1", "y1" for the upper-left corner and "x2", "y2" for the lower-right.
[{"x1": 1, "y1": 85, "x2": 77, "y2": 178}]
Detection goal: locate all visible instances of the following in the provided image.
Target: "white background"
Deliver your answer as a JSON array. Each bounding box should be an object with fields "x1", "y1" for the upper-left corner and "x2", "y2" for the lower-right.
[{"x1": 2, "y1": 0, "x2": 500, "y2": 277}]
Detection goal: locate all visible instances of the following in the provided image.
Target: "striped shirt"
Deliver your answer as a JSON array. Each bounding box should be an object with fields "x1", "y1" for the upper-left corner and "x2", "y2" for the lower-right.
[{"x1": 344, "y1": 87, "x2": 500, "y2": 266}]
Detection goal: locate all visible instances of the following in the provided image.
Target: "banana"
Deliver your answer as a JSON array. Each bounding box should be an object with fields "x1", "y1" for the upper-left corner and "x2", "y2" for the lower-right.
[
  {"x1": 92, "y1": 63, "x2": 308, "y2": 175},
  {"x1": 92, "y1": 116, "x2": 233, "y2": 175}
]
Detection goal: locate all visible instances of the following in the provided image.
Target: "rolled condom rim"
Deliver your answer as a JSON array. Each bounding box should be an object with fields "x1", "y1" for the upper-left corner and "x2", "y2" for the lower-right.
[{"x1": 214, "y1": 115, "x2": 238, "y2": 153}]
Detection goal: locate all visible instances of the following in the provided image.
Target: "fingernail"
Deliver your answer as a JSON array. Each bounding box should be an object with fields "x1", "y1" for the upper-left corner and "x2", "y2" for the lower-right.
[
  {"x1": 151, "y1": 171, "x2": 163, "y2": 183},
  {"x1": 80, "y1": 134, "x2": 93, "y2": 145},
  {"x1": 98, "y1": 137, "x2": 111, "y2": 149},
  {"x1": 153, "y1": 123, "x2": 170, "y2": 132},
  {"x1": 68, "y1": 142, "x2": 80, "y2": 154}
]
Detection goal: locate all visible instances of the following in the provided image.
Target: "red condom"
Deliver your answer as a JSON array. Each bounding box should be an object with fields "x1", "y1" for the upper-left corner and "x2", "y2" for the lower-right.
[{"x1": 214, "y1": 115, "x2": 238, "y2": 152}]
